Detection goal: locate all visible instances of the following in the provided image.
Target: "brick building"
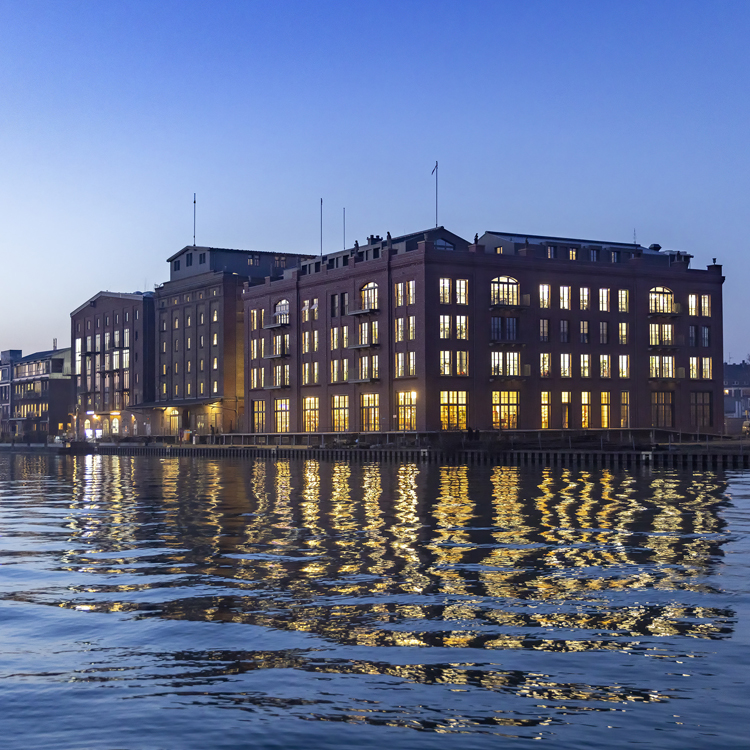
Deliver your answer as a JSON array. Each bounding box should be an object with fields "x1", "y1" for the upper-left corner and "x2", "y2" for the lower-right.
[
  {"x1": 70, "y1": 291, "x2": 155, "y2": 439},
  {"x1": 241, "y1": 227, "x2": 724, "y2": 437},
  {"x1": 0, "y1": 349, "x2": 22, "y2": 438},
  {"x1": 151, "y1": 245, "x2": 312, "y2": 437}
]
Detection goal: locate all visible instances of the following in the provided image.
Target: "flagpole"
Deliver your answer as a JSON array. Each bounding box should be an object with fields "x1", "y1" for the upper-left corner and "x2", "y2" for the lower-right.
[
  {"x1": 431, "y1": 161, "x2": 438, "y2": 227},
  {"x1": 193, "y1": 193, "x2": 196, "y2": 246},
  {"x1": 320, "y1": 198, "x2": 323, "y2": 257}
]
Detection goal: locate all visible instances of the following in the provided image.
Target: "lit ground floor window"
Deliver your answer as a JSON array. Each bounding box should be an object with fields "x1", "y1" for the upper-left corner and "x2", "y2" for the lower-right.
[
  {"x1": 541, "y1": 391, "x2": 550, "y2": 429},
  {"x1": 252, "y1": 400, "x2": 266, "y2": 432},
  {"x1": 302, "y1": 396, "x2": 319, "y2": 432},
  {"x1": 360, "y1": 393, "x2": 380, "y2": 432},
  {"x1": 581, "y1": 391, "x2": 590, "y2": 428},
  {"x1": 601, "y1": 392, "x2": 610, "y2": 428},
  {"x1": 561, "y1": 391, "x2": 571, "y2": 429},
  {"x1": 331, "y1": 395, "x2": 349, "y2": 431},
  {"x1": 492, "y1": 391, "x2": 519, "y2": 429},
  {"x1": 620, "y1": 391, "x2": 630, "y2": 427},
  {"x1": 274, "y1": 398, "x2": 290, "y2": 433},
  {"x1": 397, "y1": 391, "x2": 417, "y2": 430},
  {"x1": 440, "y1": 391, "x2": 467, "y2": 430}
]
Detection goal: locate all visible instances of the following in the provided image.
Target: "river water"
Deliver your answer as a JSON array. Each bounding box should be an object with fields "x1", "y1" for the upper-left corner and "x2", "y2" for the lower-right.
[{"x1": 0, "y1": 454, "x2": 748, "y2": 749}]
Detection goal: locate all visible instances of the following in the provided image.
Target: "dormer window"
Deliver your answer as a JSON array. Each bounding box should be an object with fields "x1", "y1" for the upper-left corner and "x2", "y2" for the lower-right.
[
  {"x1": 186, "y1": 253, "x2": 193, "y2": 267},
  {"x1": 173, "y1": 260, "x2": 180, "y2": 271},
  {"x1": 434, "y1": 239, "x2": 454, "y2": 251}
]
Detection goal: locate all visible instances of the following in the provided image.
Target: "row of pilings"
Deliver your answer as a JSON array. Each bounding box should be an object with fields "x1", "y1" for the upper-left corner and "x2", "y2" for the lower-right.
[{"x1": 92, "y1": 443, "x2": 750, "y2": 470}]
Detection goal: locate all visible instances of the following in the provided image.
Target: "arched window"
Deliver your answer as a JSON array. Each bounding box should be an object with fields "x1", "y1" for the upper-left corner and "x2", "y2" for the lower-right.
[
  {"x1": 84, "y1": 419, "x2": 91, "y2": 430},
  {"x1": 111, "y1": 417, "x2": 120, "y2": 435},
  {"x1": 274, "y1": 299, "x2": 290, "y2": 324},
  {"x1": 491, "y1": 276, "x2": 519, "y2": 306},
  {"x1": 649, "y1": 287, "x2": 673, "y2": 314},
  {"x1": 361, "y1": 282, "x2": 378, "y2": 310}
]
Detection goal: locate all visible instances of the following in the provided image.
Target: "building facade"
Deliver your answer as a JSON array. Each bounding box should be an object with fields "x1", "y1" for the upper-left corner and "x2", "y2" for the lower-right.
[
  {"x1": 9, "y1": 347, "x2": 71, "y2": 438},
  {"x1": 242, "y1": 228, "x2": 724, "y2": 437},
  {"x1": 0, "y1": 350, "x2": 22, "y2": 438},
  {"x1": 151, "y1": 245, "x2": 312, "y2": 436},
  {"x1": 70, "y1": 291, "x2": 155, "y2": 439}
]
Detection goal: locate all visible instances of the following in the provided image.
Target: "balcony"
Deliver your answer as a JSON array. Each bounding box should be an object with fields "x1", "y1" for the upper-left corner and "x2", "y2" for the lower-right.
[
  {"x1": 347, "y1": 306, "x2": 379, "y2": 316},
  {"x1": 648, "y1": 302, "x2": 681, "y2": 318},
  {"x1": 489, "y1": 293, "x2": 531, "y2": 311},
  {"x1": 348, "y1": 341, "x2": 380, "y2": 350},
  {"x1": 347, "y1": 376, "x2": 380, "y2": 384},
  {"x1": 263, "y1": 383, "x2": 289, "y2": 390},
  {"x1": 263, "y1": 350, "x2": 289, "y2": 359},
  {"x1": 489, "y1": 339, "x2": 525, "y2": 348}
]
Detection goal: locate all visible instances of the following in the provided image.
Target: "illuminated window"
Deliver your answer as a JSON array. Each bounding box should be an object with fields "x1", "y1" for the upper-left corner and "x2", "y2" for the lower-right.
[
  {"x1": 251, "y1": 401, "x2": 265, "y2": 432},
  {"x1": 540, "y1": 353, "x2": 551, "y2": 378},
  {"x1": 212, "y1": 309, "x2": 218, "y2": 323},
  {"x1": 618, "y1": 289, "x2": 629, "y2": 313},
  {"x1": 600, "y1": 354, "x2": 611, "y2": 378},
  {"x1": 455, "y1": 315, "x2": 468, "y2": 340},
  {"x1": 440, "y1": 351, "x2": 451, "y2": 376},
  {"x1": 581, "y1": 391, "x2": 590, "y2": 428},
  {"x1": 330, "y1": 327, "x2": 339, "y2": 350},
  {"x1": 361, "y1": 282, "x2": 378, "y2": 310},
  {"x1": 395, "y1": 317, "x2": 405, "y2": 342},
  {"x1": 360, "y1": 393, "x2": 380, "y2": 432},
  {"x1": 274, "y1": 398, "x2": 290, "y2": 432},
  {"x1": 560, "y1": 286, "x2": 570, "y2": 310},
  {"x1": 569, "y1": 248, "x2": 577, "y2": 260},
  {"x1": 561, "y1": 391, "x2": 571, "y2": 428},
  {"x1": 619, "y1": 355, "x2": 630, "y2": 378},
  {"x1": 395, "y1": 282, "x2": 404, "y2": 307},
  {"x1": 580, "y1": 320, "x2": 589, "y2": 344},
  {"x1": 212, "y1": 333, "x2": 218, "y2": 346},
  {"x1": 539, "y1": 284, "x2": 550, "y2": 309},
  {"x1": 274, "y1": 299, "x2": 290, "y2": 324},
  {"x1": 395, "y1": 352, "x2": 405, "y2": 377},
  {"x1": 649, "y1": 287, "x2": 673, "y2": 314},
  {"x1": 618, "y1": 322, "x2": 628, "y2": 344},
  {"x1": 440, "y1": 391, "x2": 467, "y2": 430},
  {"x1": 407, "y1": 280, "x2": 415, "y2": 305},
  {"x1": 439, "y1": 278, "x2": 452, "y2": 304},
  {"x1": 456, "y1": 351, "x2": 469, "y2": 376},
  {"x1": 212, "y1": 380, "x2": 218, "y2": 394},
  {"x1": 408, "y1": 351, "x2": 415, "y2": 376},
  {"x1": 560, "y1": 353, "x2": 571, "y2": 378},
  {"x1": 408, "y1": 316, "x2": 415, "y2": 340},
  {"x1": 397, "y1": 391, "x2": 417, "y2": 430},
  {"x1": 620, "y1": 391, "x2": 630, "y2": 427},
  {"x1": 302, "y1": 397, "x2": 319, "y2": 432},
  {"x1": 541, "y1": 391, "x2": 550, "y2": 429},
  {"x1": 439, "y1": 315, "x2": 451, "y2": 339},
  {"x1": 690, "y1": 356, "x2": 699, "y2": 379},
  {"x1": 492, "y1": 351, "x2": 503, "y2": 376},
  {"x1": 702, "y1": 357, "x2": 712, "y2": 379},
  {"x1": 599, "y1": 288, "x2": 610, "y2": 312},
  {"x1": 490, "y1": 276, "x2": 519, "y2": 306},
  {"x1": 580, "y1": 287, "x2": 590, "y2": 310},
  {"x1": 492, "y1": 391, "x2": 519, "y2": 429},
  {"x1": 701, "y1": 295, "x2": 711, "y2": 317},
  {"x1": 580, "y1": 354, "x2": 590, "y2": 378},
  {"x1": 455, "y1": 279, "x2": 468, "y2": 305},
  {"x1": 688, "y1": 294, "x2": 698, "y2": 316},
  {"x1": 302, "y1": 331, "x2": 310, "y2": 354}
]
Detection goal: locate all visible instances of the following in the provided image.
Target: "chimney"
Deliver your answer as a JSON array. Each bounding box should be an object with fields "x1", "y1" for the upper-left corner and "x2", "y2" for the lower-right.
[{"x1": 53, "y1": 338, "x2": 57, "y2": 351}]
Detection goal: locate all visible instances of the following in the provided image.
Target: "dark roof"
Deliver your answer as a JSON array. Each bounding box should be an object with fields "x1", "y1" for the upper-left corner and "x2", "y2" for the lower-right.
[
  {"x1": 167, "y1": 245, "x2": 315, "y2": 263},
  {"x1": 17, "y1": 348, "x2": 70, "y2": 363},
  {"x1": 485, "y1": 231, "x2": 649, "y2": 251}
]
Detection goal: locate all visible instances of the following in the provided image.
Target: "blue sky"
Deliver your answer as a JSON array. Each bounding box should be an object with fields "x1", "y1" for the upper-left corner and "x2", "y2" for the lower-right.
[{"x1": 1, "y1": 0, "x2": 749, "y2": 358}]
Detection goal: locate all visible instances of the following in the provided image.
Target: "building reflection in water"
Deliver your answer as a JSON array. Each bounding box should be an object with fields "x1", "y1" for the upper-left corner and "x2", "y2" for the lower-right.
[{"x1": 2, "y1": 453, "x2": 735, "y2": 725}]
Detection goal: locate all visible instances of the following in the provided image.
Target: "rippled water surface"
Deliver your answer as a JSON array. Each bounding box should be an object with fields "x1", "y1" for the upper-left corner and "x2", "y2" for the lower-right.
[{"x1": 1, "y1": 454, "x2": 749, "y2": 749}]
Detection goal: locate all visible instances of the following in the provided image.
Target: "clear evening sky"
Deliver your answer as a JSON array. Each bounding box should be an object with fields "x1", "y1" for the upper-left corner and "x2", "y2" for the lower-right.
[{"x1": 1, "y1": 1, "x2": 748, "y2": 359}]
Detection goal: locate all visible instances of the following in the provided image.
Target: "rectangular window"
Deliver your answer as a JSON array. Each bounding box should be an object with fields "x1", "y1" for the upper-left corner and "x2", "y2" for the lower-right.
[
  {"x1": 395, "y1": 352, "x2": 405, "y2": 377},
  {"x1": 332, "y1": 395, "x2": 349, "y2": 431},
  {"x1": 540, "y1": 353, "x2": 551, "y2": 378},
  {"x1": 341, "y1": 293, "x2": 349, "y2": 316},
  {"x1": 407, "y1": 280, "x2": 416, "y2": 305},
  {"x1": 690, "y1": 392, "x2": 712, "y2": 428},
  {"x1": 330, "y1": 294, "x2": 339, "y2": 318},
  {"x1": 618, "y1": 322, "x2": 628, "y2": 345},
  {"x1": 702, "y1": 357, "x2": 712, "y2": 379},
  {"x1": 358, "y1": 355, "x2": 370, "y2": 380},
  {"x1": 455, "y1": 280, "x2": 468, "y2": 305},
  {"x1": 408, "y1": 351, "x2": 416, "y2": 376},
  {"x1": 331, "y1": 327, "x2": 339, "y2": 350},
  {"x1": 397, "y1": 391, "x2": 417, "y2": 430},
  {"x1": 690, "y1": 356, "x2": 699, "y2": 379},
  {"x1": 440, "y1": 391, "x2": 467, "y2": 430},
  {"x1": 580, "y1": 287, "x2": 590, "y2": 310},
  {"x1": 600, "y1": 354, "x2": 611, "y2": 378},
  {"x1": 560, "y1": 320, "x2": 569, "y2": 343},
  {"x1": 302, "y1": 331, "x2": 310, "y2": 354},
  {"x1": 395, "y1": 317, "x2": 405, "y2": 342},
  {"x1": 492, "y1": 391, "x2": 519, "y2": 429},
  {"x1": 506, "y1": 352, "x2": 519, "y2": 377},
  {"x1": 651, "y1": 391, "x2": 673, "y2": 428},
  {"x1": 619, "y1": 355, "x2": 630, "y2": 378},
  {"x1": 701, "y1": 326, "x2": 710, "y2": 347},
  {"x1": 581, "y1": 391, "x2": 590, "y2": 428},
  {"x1": 370, "y1": 322, "x2": 378, "y2": 345},
  {"x1": 541, "y1": 391, "x2": 550, "y2": 429},
  {"x1": 539, "y1": 319, "x2": 549, "y2": 342},
  {"x1": 439, "y1": 278, "x2": 452, "y2": 304},
  {"x1": 569, "y1": 248, "x2": 577, "y2": 260},
  {"x1": 395, "y1": 282, "x2": 405, "y2": 307},
  {"x1": 689, "y1": 294, "x2": 698, "y2": 316},
  {"x1": 506, "y1": 317, "x2": 517, "y2": 340},
  {"x1": 456, "y1": 351, "x2": 469, "y2": 376},
  {"x1": 561, "y1": 391, "x2": 571, "y2": 429},
  {"x1": 560, "y1": 353, "x2": 571, "y2": 378},
  {"x1": 661, "y1": 324, "x2": 673, "y2": 345},
  {"x1": 580, "y1": 320, "x2": 589, "y2": 344},
  {"x1": 440, "y1": 351, "x2": 451, "y2": 376},
  {"x1": 492, "y1": 351, "x2": 503, "y2": 376},
  {"x1": 689, "y1": 325, "x2": 697, "y2": 347},
  {"x1": 539, "y1": 284, "x2": 550, "y2": 309},
  {"x1": 455, "y1": 315, "x2": 468, "y2": 340},
  {"x1": 649, "y1": 323, "x2": 659, "y2": 346},
  {"x1": 274, "y1": 399, "x2": 290, "y2": 433},
  {"x1": 360, "y1": 393, "x2": 380, "y2": 432},
  {"x1": 701, "y1": 295, "x2": 711, "y2": 317},
  {"x1": 599, "y1": 288, "x2": 610, "y2": 312},
  {"x1": 618, "y1": 289, "x2": 629, "y2": 313},
  {"x1": 302, "y1": 397, "x2": 319, "y2": 432},
  {"x1": 439, "y1": 315, "x2": 451, "y2": 339},
  {"x1": 491, "y1": 317, "x2": 503, "y2": 341},
  {"x1": 580, "y1": 354, "x2": 590, "y2": 378},
  {"x1": 599, "y1": 321, "x2": 608, "y2": 345},
  {"x1": 601, "y1": 392, "x2": 610, "y2": 428},
  {"x1": 251, "y1": 400, "x2": 265, "y2": 432},
  {"x1": 560, "y1": 286, "x2": 571, "y2": 310},
  {"x1": 301, "y1": 300, "x2": 310, "y2": 323},
  {"x1": 620, "y1": 391, "x2": 630, "y2": 427},
  {"x1": 408, "y1": 316, "x2": 416, "y2": 340}
]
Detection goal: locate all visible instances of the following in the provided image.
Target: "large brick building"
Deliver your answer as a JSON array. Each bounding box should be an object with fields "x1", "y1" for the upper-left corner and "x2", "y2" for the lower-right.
[
  {"x1": 70, "y1": 291, "x2": 155, "y2": 439},
  {"x1": 151, "y1": 245, "x2": 312, "y2": 437},
  {"x1": 241, "y1": 227, "x2": 724, "y2": 437}
]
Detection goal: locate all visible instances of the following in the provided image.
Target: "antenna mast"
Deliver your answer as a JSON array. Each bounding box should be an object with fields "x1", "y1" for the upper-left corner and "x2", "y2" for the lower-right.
[
  {"x1": 431, "y1": 161, "x2": 438, "y2": 227},
  {"x1": 320, "y1": 198, "x2": 323, "y2": 257},
  {"x1": 343, "y1": 207, "x2": 346, "y2": 250},
  {"x1": 193, "y1": 193, "x2": 196, "y2": 246}
]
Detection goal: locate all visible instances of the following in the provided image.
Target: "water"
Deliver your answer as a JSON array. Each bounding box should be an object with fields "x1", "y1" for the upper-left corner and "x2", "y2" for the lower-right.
[{"x1": 0, "y1": 454, "x2": 748, "y2": 749}]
